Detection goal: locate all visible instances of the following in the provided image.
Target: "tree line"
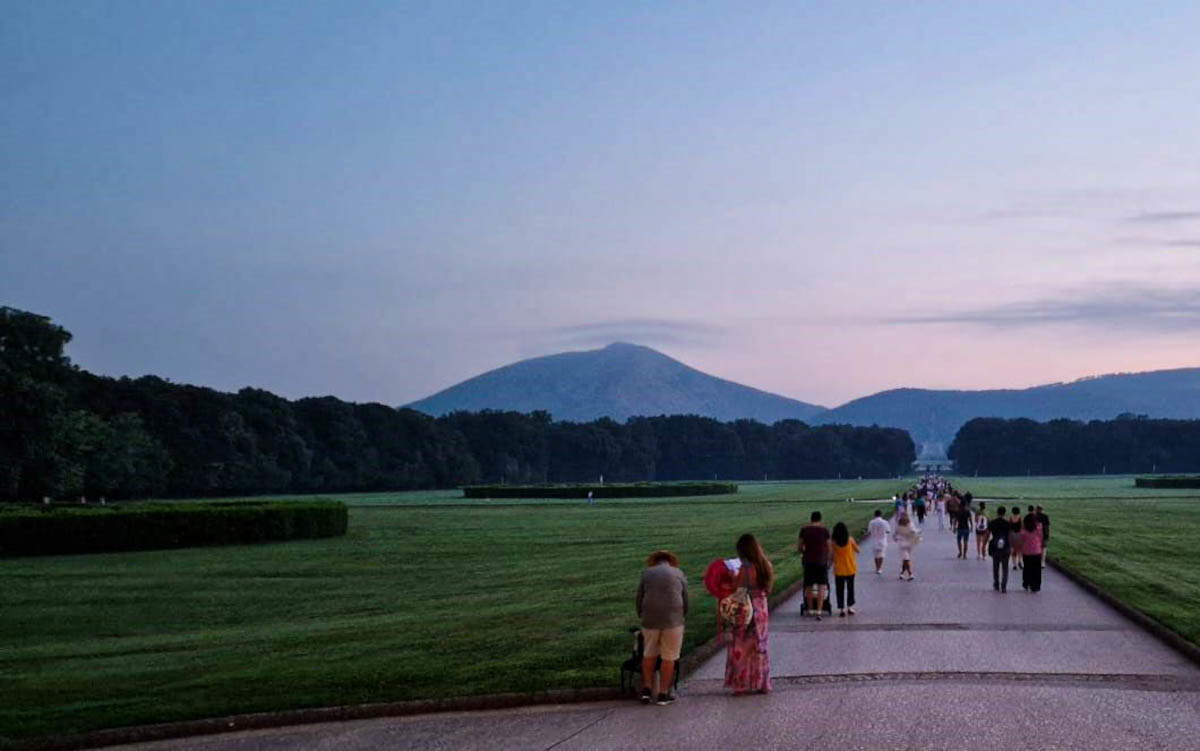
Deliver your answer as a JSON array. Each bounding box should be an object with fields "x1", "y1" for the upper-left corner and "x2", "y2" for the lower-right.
[
  {"x1": 1, "y1": 306, "x2": 916, "y2": 501},
  {"x1": 948, "y1": 415, "x2": 1200, "y2": 476}
]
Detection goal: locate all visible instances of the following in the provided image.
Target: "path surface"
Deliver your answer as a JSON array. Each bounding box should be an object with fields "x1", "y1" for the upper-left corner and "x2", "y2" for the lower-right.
[{"x1": 103, "y1": 516, "x2": 1200, "y2": 750}]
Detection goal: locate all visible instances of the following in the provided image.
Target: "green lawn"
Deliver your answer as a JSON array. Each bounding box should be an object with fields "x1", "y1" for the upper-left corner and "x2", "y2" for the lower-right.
[
  {"x1": 978, "y1": 481, "x2": 1200, "y2": 646},
  {"x1": 3, "y1": 476, "x2": 1198, "y2": 746},
  {"x1": 0, "y1": 481, "x2": 894, "y2": 743}
]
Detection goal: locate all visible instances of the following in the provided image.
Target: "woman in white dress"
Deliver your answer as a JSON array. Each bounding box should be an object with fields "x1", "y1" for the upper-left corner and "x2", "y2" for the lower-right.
[{"x1": 894, "y1": 514, "x2": 921, "y2": 581}]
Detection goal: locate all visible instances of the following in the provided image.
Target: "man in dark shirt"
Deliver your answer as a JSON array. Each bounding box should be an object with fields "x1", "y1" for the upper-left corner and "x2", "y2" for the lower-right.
[
  {"x1": 799, "y1": 511, "x2": 831, "y2": 620},
  {"x1": 954, "y1": 504, "x2": 972, "y2": 559},
  {"x1": 988, "y1": 506, "x2": 1011, "y2": 592}
]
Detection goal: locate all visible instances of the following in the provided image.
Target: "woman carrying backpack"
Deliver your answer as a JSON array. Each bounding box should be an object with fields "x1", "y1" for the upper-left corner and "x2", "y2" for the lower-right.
[{"x1": 723, "y1": 533, "x2": 774, "y2": 695}]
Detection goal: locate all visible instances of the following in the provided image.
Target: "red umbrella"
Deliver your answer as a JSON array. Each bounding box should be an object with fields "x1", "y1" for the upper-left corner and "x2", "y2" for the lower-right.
[{"x1": 703, "y1": 557, "x2": 739, "y2": 599}]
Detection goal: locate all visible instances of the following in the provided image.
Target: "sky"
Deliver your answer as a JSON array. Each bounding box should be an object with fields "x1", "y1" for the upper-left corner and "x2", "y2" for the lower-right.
[{"x1": 4, "y1": 1, "x2": 1200, "y2": 409}]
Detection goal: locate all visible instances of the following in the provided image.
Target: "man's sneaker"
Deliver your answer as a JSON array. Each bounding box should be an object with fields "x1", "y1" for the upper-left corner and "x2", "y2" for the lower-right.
[
  {"x1": 655, "y1": 693, "x2": 675, "y2": 706},
  {"x1": 639, "y1": 687, "x2": 653, "y2": 704}
]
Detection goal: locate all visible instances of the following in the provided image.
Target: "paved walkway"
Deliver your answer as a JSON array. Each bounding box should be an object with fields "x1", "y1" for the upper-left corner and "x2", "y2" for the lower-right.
[{"x1": 105, "y1": 517, "x2": 1200, "y2": 750}]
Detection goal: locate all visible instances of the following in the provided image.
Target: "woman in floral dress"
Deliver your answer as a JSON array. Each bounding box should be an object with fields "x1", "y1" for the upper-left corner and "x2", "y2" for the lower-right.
[{"x1": 724, "y1": 533, "x2": 774, "y2": 694}]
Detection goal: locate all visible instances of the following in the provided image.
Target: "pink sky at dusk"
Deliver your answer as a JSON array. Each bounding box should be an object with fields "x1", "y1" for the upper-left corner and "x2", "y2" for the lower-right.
[{"x1": 5, "y1": 2, "x2": 1200, "y2": 409}]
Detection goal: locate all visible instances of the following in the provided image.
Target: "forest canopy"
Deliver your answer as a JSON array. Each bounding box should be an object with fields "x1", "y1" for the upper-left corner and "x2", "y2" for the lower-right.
[
  {"x1": 0, "y1": 307, "x2": 916, "y2": 500},
  {"x1": 949, "y1": 415, "x2": 1200, "y2": 476}
]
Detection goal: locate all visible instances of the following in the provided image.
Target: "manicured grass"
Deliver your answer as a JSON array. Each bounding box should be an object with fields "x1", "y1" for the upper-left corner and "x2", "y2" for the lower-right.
[
  {"x1": 997, "y1": 489, "x2": 1200, "y2": 647},
  {"x1": 5, "y1": 475, "x2": 1197, "y2": 746},
  {"x1": 958, "y1": 474, "x2": 1200, "y2": 499},
  {"x1": 0, "y1": 481, "x2": 894, "y2": 743}
]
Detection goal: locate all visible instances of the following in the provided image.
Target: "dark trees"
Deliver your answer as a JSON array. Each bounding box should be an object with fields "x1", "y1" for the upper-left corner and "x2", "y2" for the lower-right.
[
  {"x1": 949, "y1": 415, "x2": 1200, "y2": 475},
  {"x1": 1, "y1": 307, "x2": 917, "y2": 500}
]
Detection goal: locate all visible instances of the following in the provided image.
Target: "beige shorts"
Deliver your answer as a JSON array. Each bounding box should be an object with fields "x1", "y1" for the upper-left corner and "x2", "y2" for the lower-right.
[{"x1": 642, "y1": 626, "x2": 684, "y2": 661}]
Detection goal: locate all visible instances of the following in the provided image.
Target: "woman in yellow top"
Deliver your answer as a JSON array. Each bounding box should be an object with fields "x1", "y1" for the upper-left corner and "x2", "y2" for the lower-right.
[{"x1": 831, "y1": 522, "x2": 859, "y2": 617}]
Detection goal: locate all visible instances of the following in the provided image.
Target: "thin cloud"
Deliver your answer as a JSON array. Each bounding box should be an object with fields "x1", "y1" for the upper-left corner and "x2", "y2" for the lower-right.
[
  {"x1": 1125, "y1": 211, "x2": 1200, "y2": 224},
  {"x1": 885, "y1": 287, "x2": 1200, "y2": 333},
  {"x1": 1111, "y1": 236, "x2": 1200, "y2": 248},
  {"x1": 977, "y1": 208, "x2": 1070, "y2": 221},
  {"x1": 545, "y1": 318, "x2": 728, "y2": 350}
]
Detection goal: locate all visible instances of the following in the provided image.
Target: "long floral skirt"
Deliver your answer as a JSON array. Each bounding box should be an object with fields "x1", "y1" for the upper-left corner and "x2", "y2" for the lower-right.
[{"x1": 724, "y1": 591, "x2": 771, "y2": 693}]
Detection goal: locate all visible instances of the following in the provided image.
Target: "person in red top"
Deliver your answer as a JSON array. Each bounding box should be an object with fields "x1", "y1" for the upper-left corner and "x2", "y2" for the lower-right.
[{"x1": 798, "y1": 511, "x2": 832, "y2": 620}]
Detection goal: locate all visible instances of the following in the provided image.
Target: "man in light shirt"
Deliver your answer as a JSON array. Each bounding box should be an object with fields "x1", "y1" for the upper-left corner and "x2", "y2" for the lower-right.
[{"x1": 867, "y1": 509, "x2": 892, "y2": 575}]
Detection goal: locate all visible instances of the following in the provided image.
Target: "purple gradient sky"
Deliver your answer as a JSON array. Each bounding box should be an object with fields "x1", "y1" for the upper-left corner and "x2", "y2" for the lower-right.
[{"x1": 4, "y1": 1, "x2": 1200, "y2": 409}]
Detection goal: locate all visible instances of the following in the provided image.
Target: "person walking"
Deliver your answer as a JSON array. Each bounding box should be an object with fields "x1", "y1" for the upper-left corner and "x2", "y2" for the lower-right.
[
  {"x1": 635, "y1": 550, "x2": 688, "y2": 705},
  {"x1": 935, "y1": 494, "x2": 947, "y2": 532},
  {"x1": 954, "y1": 502, "x2": 972, "y2": 559},
  {"x1": 724, "y1": 533, "x2": 774, "y2": 695},
  {"x1": 1021, "y1": 515, "x2": 1044, "y2": 593},
  {"x1": 914, "y1": 494, "x2": 927, "y2": 527},
  {"x1": 831, "y1": 522, "x2": 859, "y2": 616},
  {"x1": 947, "y1": 494, "x2": 961, "y2": 532},
  {"x1": 1036, "y1": 505, "x2": 1051, "y2": 566},
  {"x1": 988, "y1": 506, "x2": 1011, "y2": 592},
  {"x1": 974, "y1": 501, "x2": 990, "y2": 560},
  {"x1": 1009, "y1": 507, "x2": 1024, "y2": 570},
  {"x1": 894, "y1": 515, "x2": 921, "y2": 580},
  {"x1": 798, "y1": 511, "x2": 832, "y2": 620},
  {"x1": 867, "y1": 509, "x2": 891, "y2": 574}
]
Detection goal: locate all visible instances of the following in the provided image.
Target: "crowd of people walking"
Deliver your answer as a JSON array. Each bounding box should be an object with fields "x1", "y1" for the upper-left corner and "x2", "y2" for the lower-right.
[{"x1": 632, "y1": 475, "x2": 1052, "y2": 705}]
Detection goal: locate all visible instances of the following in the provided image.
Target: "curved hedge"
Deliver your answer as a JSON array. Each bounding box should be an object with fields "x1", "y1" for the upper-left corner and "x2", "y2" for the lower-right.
[
  {"x1": 461, "y1": 482, "x2": 738, "y2": 499},
  {"x1": 1135, "y1": 476, "x2": 1200, "y2": 489},
  {"x1": 0, "y1": 500, "x2": 348, "y2": 557}
]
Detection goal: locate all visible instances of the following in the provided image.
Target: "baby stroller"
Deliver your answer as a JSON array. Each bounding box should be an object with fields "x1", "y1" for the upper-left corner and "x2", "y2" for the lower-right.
[
  {"x1": 619, "y1": 626, "x2": 680, "y2": 695},
  {"x1": 799, "y1": 596, "x2": 834, "y2": 616},
  {"x1": 798, "y1": 577, "x2": 834, "y2": 616}
]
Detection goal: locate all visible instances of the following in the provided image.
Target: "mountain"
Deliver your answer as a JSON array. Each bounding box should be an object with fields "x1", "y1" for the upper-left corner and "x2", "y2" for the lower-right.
[
  {"x1": 812, "y1": 368, "x2": 1200, "y2": 452},
  {"x1": 409, "y1": 345, "x2": 1200, "y2": 455},
  {"x1": 406, "y1": 342, "x2": 827, "y2": 422}
]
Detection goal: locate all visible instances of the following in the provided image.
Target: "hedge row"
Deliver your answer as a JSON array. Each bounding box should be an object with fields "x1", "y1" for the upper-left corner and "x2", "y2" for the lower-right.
[
  {"x1": 461, "y1": 482, "x2": 738, "y2": 499},
  {"x1": 0, "y1": 500, "x2": 348, "y2": 557},
  {"x1": 1134, "y1": 476, "x2": 1200, "y2": 489}
]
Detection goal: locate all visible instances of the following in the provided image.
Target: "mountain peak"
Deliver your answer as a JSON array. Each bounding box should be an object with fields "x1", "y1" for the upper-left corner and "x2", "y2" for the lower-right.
[
  {"x1": 406, "y1": 345, "x2": 824, "y2": 422},
  {"x1": 599, "y1": 341, "x2": 657, "y2": 354}
]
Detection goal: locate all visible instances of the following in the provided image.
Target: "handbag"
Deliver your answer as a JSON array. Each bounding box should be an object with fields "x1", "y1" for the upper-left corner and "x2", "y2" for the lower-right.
[{"x1": 718, "y1": 567, "x2": 755, "y2": 631}]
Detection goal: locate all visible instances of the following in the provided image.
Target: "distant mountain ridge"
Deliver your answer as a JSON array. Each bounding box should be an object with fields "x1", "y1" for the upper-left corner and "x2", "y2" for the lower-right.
[
  {"x1": 406, "y1": 342, "x2": 826, "y2": 423},
  {"x1": 408, "y1": 344, "x2": 1200, "y2": 452},
  {"x1": 811, "y1": 367, "x2": 1200, "y2": 449}
]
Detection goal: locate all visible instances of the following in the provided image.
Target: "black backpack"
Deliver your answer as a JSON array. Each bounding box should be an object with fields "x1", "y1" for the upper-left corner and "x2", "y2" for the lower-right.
[{"x1": 989, "y1": 522, "x2": 1008, "y2": 555}]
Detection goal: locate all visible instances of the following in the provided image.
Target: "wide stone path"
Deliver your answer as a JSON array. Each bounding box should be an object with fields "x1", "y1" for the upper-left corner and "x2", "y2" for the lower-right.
[{"x1": 106, "y1": 514, "x2": 1200, "y2": 750}]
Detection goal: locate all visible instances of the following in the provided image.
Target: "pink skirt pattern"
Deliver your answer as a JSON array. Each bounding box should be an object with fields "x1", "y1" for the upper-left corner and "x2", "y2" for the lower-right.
[{"x1": 723, "y1": 590, "x2": 771, "y2": 693}]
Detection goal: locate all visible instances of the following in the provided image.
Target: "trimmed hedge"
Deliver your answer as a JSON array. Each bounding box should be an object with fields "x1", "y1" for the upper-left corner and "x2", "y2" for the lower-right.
[
  {"x1": 0, "y1": 500, "x2": 348, "y2": 557},
  {"x1": 461, "y1": 482, "x2": 738, "y2": 499},
  {"x1": 1135, "y1": 476, "x2": 1200, "y2": 489}
]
